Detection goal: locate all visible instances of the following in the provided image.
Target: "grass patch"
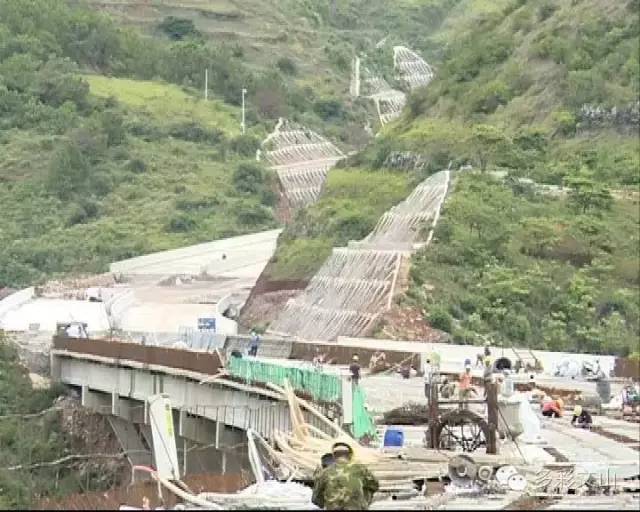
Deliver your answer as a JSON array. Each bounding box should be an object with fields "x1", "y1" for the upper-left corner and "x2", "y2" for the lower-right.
[
  {"x1": 85, "y1": 75, "x2": 240, "y2": 134},
  {"x1": 267, "y1": 168, "x2": 411, "y2": 280}
]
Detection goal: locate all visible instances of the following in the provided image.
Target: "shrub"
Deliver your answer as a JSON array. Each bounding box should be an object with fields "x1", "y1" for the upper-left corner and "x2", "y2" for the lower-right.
[
  {"x1": 167, "y1": 213, "x2": 196, "y2": 232},
  {"x1": 428, "y1": 306, "x2": 453, "y2": 332},
  {"x1": 313, "y1": 98, "x2": 344, "y2": 121},
  {"x1": 470, "y1": 80, "x2": 512, "y2": 114},
  {"x1": 551, "y1": 110, "x2": 577, "y2": 136},
  {"x1": 537, "y1": 1, "x2": 557, "y2": 21},
  {"x1": 236, "y1": 201, "x2": 272, "y2": 226},
  {"x1": 230, "y1": 135, "x2": 259, "y2": 157},
  {"x1": 233, "y1": 162, "x2": 266, "y2": 195},
  {"x1": 276, "y1": 56, "x2": 297, "y2": 75},
  {"x1": 127, "y1": 158, "x2": 147, "y2": 173},
  {"x1": 66, "y1": 199, "x2": 99, "y2": 226},
  {"x1": 168, "y1": 122, "x2": 223, "y2": 144},
  {"x1": 47, "y1": 141, "x2": 89, "y2": 199},
  {"x1": 158, "y1": 17, "x2": 199, "y2": 40},
  {"x1": 100, "y1": 110, "x2": 126, "y2": 146}
]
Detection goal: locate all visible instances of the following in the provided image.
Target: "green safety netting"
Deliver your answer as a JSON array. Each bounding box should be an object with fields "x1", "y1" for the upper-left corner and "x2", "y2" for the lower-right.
[
  {"x1": 352, "y1": 386, "x2": 377, "y2": 440},
  {"x1": 227, "y1": 357, "x2": 377, "y2": 440},
  {"x1": 227, "y1": 357, "x2": 341, "y2": 402}
]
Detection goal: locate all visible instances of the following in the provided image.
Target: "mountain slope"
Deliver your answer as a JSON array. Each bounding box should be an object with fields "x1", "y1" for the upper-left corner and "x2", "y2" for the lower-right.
[
  {"x1": 0, "y1": 0, "x2": 460, "y2": 288},
  {"x1": 383, "y1": 0, "x2": 640, "y2": 355},
  {"x1": 252, "y1": 0, "x2": 639, "y2": 356}
]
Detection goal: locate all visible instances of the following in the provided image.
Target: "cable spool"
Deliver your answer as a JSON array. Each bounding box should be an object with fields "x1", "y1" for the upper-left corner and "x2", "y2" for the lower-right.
[
  {"x1": 448, "y1": 454, "x2": 478, "y2": 485},
  {"x1": 477, "y1": 465, "x2": 493, "y2": 482}
]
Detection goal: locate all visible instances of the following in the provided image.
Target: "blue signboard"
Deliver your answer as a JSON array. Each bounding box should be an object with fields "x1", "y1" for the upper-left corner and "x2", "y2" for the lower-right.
[{"x1": 198, "y1": 318, "x2": 216, "y2": 331}]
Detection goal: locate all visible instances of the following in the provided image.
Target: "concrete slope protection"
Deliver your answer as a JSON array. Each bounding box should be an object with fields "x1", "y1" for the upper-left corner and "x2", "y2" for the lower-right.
[
  {"x1": 361, "y1": 66, "x2": 407, "y2": 126},
  {"x1": 393, "y1": 45, "x2": 434, "y2": 90},
  {"x1": 259, "y1": 118, "x2": 345, "y2": 208},
  {"x1": 358, "y1": 45, "x2": 434, "y2": 126},
  {"x1": 269, "y1": 170, "x2": 450, "y2": 341}
]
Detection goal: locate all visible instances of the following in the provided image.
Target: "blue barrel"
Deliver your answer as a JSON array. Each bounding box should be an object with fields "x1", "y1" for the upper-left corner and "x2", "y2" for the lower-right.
[{"x1": 383, "y1": 428, "x2": 404, "y2": 448}]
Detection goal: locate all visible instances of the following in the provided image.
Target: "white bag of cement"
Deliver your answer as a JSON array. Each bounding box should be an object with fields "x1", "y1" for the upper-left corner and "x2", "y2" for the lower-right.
[
  {"x1": 555, "y1": 358, "x2": 580, "y2": 378},
  {"x1": 518, "y1": 395, "x2": 542, "y2": 444}
]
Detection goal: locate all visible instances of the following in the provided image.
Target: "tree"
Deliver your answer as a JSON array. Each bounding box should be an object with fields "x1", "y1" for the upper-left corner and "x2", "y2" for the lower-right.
[
  {"x1": 520, "y1": 217, "x2": 560, "y2": 257},
  {"x1": 233, "y1": 162, "x2": 265, "y2": 195},
  {"x1": 565, "y1": 168, "x2": 613, "y2": 214},
  {"x1": 469, "y1": 124, "x2": 509, "y2": 171}
]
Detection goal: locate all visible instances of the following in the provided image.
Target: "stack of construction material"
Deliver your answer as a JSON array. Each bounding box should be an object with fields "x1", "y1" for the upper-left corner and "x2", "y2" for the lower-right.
[
  {"x1": 198, "y1": 481, "x2": 318, "y2": 510},
  {"x1": 382, "y1": 403, "x2": 430, "y2": 425},
  {"x1": 262, "y1": 383, "x2": 446, "y2": 493}
]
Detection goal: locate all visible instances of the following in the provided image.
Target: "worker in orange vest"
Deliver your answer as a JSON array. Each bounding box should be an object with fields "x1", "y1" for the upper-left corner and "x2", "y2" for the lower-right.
[{"x1": 541, "y1": 398, "x2": 564, "y2": 418}]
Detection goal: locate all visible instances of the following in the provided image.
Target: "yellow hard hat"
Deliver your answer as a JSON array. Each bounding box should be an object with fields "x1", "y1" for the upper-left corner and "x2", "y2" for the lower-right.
[{"x1": 573, "y1": 405, "x2": 583, "y2": 416}]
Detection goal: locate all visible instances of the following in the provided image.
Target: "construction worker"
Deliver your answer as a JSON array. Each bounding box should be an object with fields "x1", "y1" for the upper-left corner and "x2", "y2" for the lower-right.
[
  {"x1": 476, "y1": 343, "x2": 491, "y2": 367},
  {"x1": 423, "y1": 357, "x2": 433, "y2": 401},
  {"x1": 459, "y1": 365, "x2": 474, "y2": 402},
  {"x1": 248, "y1": 329, "x2": 260, "y2": 356},
  {"x1": 483, "y1": 357, "x2": 493, "y2": 398},
  {"x1": 571, "y1": 405, "x2": 593, "y2": 428},
  {"x1": 312, "y1": 442, "x2": 379, "y2": 510},
  {"x1": 313, "y1": 452, "x2": 335, "y2": 480},
  {"x1": 621, "y1": 384, "x2": 640, "y2": 413},
  {"x1": 313, "y1": 347, "x2": 325, "y2": 371},
  {"x1": 349, "y1": 355, "x2": 361, "y2": 386},
  {"x1": 440, "y1": 376, "x2": 457, "y2": 399},
  {"x1": 541, "y1": 398, "x2": 564, "y2": 418}
]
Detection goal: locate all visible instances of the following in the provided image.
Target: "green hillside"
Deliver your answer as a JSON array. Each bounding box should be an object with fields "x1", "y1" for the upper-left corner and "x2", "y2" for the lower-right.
[
  {"x1": 374, "y1": 0, "x2": 639, "y2": 185},
  {"x1": 0, "y1": 0, "x2": 456, "y2": 288},
  {"x1": 1, "y1": 0, "x2": 637, "y2": 354},
  {"x1": 382, "y1": 0, "x2": 640, "y2": 355},
  {"x1": 263, "y1": 0, "x2": 640, "y2": 356}
]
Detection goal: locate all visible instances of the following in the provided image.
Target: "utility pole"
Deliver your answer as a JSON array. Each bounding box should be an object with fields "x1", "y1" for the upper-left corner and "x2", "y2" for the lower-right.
[
  {"x1": 241, "y1": 87, "x2": 247, "y2": 135},
  {"x1": 204, "y1": 68, "x2": 208, "y2": 101}
]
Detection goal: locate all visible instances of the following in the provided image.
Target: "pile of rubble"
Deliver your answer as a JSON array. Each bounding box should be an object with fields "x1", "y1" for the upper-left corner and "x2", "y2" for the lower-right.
[{"x1": 35, "y1": 273, "x2": 117, "y2": 299}]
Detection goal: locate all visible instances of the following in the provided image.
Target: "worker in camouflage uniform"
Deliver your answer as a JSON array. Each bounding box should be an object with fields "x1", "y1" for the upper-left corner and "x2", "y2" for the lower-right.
[
  {"x1": 312, "y1": 442, "x2": 379, "y2": 510},
  {"x1": 312, "y1": 452, "x2": 335, "y2": 480}
]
